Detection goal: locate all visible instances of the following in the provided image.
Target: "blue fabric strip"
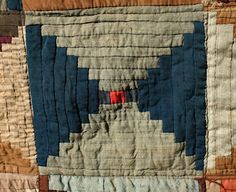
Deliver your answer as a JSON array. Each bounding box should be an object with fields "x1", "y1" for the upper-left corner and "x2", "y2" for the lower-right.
[
  {"x1": 42, "y1": 36, "x2": 59, "y2": 156},
  {"x1": 65, "y1": 56, "x2": 82, "y2": 133},
  {"x1": 26, "y1": 25, "x2": 48, "y2": 166}
]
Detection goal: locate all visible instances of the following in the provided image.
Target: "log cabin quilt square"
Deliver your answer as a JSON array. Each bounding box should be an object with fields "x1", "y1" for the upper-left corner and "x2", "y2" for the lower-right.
[{"x1": 0, "y1": 0, "x2": 236, "y2": 191}]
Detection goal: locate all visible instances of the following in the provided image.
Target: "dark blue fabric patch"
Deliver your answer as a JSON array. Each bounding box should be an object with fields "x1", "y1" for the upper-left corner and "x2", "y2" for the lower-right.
[
  {"x1": 26, "y1": 25, "x2": 48, "y2": 166},
  {"x1": 172, "y1": 46, "x2": 186, "y2": 143},
  {"x1": 42, "y1": 36, "x2": 59, "y2": 156},
  {"x1": 65, "y1": 56, "x2": 82, "y2": 133},
  {"x1": 137, "y1": 79, "x2": 149, "y2": 112},
  {"x1": 148, "y1": 68, "x2": 161, "y2": 120},
  {"x1": 77, "y1": 68, "x2": 89, "y2": 124},
  {"x1": 125, "y1": 90, "x2": 137, "y2": 103},
  {"x1": 160, "y1": 56, "x2": 174, "y2": 133},
  {"x1": 137, "y1": 21, "x2": 207, "y2": 171},
  {"x1": 89, "y1": 80, "x2": 99, "y2": 114},
  {"x1": 183, "y1": 33, "x2": 196, "y2": 156},
  {"x1": 76, "y1": 68, "x2": 99, "y2": 123},
  {"x1": 55, "y1": 47, "x2": 70, "y2": 143},
  {"x1": 193, "y1": 21, "x2": 207, "y2": 170},
  {"x1": 7, "y1": 0, "x2": 22, "y2": 11},
  {"x1": 26, "y1": 27, "x2": 99, "y2": 165},
  {"x1": 99, "y1": 91, "x2": 110, "y2": 104}
]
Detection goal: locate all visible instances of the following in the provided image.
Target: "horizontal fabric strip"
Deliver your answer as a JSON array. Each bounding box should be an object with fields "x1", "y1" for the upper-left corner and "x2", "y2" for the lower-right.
[
  {"x1": 39, "y1": 166, "x2": 200, "y2": 176},
  {"x1": 0, "y1": 25, "x2": 18, "y2": 37},
  {"x1": 57, "y1": 34, "x2": 183, "y2": 49},
  {"x1": 25, "y1": 12, "x2": 204, "y2": 25},
  {"x1": 88, "y1": 69, "x2": 148, "y2": 80},
  {"x1": 67, "y1": 47, "x2": 171, "y2": 57},
  {"x1": 99, "y1": 80, "x2": 138, "y2": 91},
  {"x1": 25, "y1": 4, "x2": 203, "y2": 16},
  {"x1": 22, "y1": 0, "x2": 202, "y2": 11},
  {"x1": 0, "y1": 14, "x2": 22, "y2": 26},
  {"x1": 42, "y1": 22, "x2": 194, "y2": 37},
  {"x1": 46, "y1": 155, "x2": 193, "y2": 169},
  {"x1": 0, "y1": 173, "x2": 38, "y2": 191},
  {"x1": 77, "y1": 57, "x2": 158, "y2": 69},
  {"x1": 49, "y1": 175, "x2": 199, "y2": 192}
]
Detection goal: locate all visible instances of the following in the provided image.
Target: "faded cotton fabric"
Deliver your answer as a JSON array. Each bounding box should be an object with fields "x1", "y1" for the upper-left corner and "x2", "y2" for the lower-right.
[
  {"x1": 25, "y1": 5, "x2": 206, "y2": 175},
  {"x1": 0, "y1": 0, "x2": 7, "y2": 10},
  {"x1": 0, "y1": 0, "x2": 236, "y2": 191},
  {"x1": 49, "y1": 176, "x2": 200, "y2": 192}
]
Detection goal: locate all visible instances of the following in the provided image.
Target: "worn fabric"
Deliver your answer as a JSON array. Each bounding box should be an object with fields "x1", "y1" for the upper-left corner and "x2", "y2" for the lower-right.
[{"x1": 0, "y1": 0, "x2": 235, "y2": 191}]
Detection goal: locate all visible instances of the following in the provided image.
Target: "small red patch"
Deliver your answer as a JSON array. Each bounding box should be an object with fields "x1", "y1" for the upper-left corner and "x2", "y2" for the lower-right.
[{"x1": 110, "y1": 91, "x2": 126, "y2": 104}]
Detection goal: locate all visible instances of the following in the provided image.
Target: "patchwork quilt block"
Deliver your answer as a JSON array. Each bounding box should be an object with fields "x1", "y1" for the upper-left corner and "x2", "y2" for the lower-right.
[{"x1": 0, "y1": 0, "x2": 235, "y2": 191}]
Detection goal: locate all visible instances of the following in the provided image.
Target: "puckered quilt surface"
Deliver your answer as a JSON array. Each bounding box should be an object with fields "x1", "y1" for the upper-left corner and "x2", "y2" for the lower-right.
[{"x1": 0, "y1": 0, "x2": 235, "y2": 191}]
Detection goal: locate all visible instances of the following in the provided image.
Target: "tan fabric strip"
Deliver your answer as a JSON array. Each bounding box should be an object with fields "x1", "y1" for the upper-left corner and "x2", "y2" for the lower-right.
[{"x1": 0, "y1": 173, "x2": 38, "y2": 190}]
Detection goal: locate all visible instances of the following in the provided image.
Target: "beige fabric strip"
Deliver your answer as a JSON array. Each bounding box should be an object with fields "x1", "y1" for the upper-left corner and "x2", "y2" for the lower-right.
[{"x1": 0, "y1": 173, "x2": 38, "y2": 191}]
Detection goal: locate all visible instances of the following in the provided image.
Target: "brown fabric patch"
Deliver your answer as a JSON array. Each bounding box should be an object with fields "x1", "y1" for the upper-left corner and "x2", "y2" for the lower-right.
[
  {"x1": 39, "y1": 175, "x2": 49, "y2": 192},
  {"x1": 196, "y1": 178, "x2": 207, "y2": 192},
  {"x1": 207, "y1": 148, "x2": 236, "y2": 176},
  {"x1": 0, "y1": 13, "x2": 24, "y2": 37},
  {"x1": 22, "y1": 0, "x2": 201, "y2": 11},
  {"x1": 0, "y1": 26, "x2": 18, "y2": 37},
  {"x1": 0, "y1": 142, "x2": 38, "y2": 175},
  {"x1": 205, "y1": 2, "x2": 236, "y2": 37},
  {"x1": 0, "y1": 14, "x2": 23, "y2": 26}
]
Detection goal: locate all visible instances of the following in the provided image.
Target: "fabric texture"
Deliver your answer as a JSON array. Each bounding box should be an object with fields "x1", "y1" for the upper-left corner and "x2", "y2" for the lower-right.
[{"x1": 0, "y1": 0, "x2": 235, "y2": 191}]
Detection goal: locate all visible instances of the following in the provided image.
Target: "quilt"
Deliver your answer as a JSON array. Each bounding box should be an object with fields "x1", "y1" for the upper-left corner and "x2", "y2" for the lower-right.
[{"x1": 0, "y1": 0, "x2": 235, "y2": 191}]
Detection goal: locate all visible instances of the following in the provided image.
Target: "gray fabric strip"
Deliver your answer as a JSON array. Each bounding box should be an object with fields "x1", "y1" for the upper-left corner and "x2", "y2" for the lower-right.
[
  {"x1": 25, "y1": 4, "x2": 203, "y2": 17},
  {"x1": 26, "y1": 12, "x2": 203, "y2": 25},
  {"x1": 48, "y1": 175, "x2": 199, "y2": 192},
  {"x1": 78, "y1": 57, "x2": 158, "y2": 69},
  {"x1": 42, "y1": 22, "x2": 194, "y2": 37},
  {"x1": 57, "y1": 34, "x2": 183, "y2": 48},
  {"x1": 68, "y1": 47, "x2": 170, "y2": 57}
]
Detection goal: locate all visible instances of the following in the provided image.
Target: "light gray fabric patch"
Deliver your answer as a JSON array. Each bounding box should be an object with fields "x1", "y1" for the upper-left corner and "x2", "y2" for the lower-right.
[
  {"x1": 49, "y1": 175, "x2": 200, "y2": 192},
  {"x1": 77, "y1": 57, "x2": 158, "y2": 69},
  {"x1": 42, "y1": 22, "x2": 194, "y2": 37},
  {"x1": 0, "y1": 0, "x2": 7, "y2": 11},
  {"x1": 67, "y1": 47, "x2": 171, "y2": 57},
  {"x1": 57, "y1": 34, "x2": 183, "y2": 49},
  {"x1": 26, "y1": 12, "x2": 204, "y2": 25},
  {"x1": 88, "y1": 69, "x2": 148, "y2": 80}
]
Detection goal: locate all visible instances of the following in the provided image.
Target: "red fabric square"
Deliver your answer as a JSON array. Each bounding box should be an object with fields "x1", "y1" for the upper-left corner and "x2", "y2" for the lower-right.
[{"x1": 110, "y1": 91, "x2": 126, "y2": 104}]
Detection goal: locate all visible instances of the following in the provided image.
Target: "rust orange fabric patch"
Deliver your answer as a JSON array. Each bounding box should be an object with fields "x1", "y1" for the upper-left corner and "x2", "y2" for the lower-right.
[
  {"x1": 205, "y1": 2, "x2": 236, "y2": 37},
  {"x1": 221, "y1": 179, "x2": 236, "y2": 192},
  {"x1": 22, "y1": 0, "x2": 201, "y2": 11}
]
